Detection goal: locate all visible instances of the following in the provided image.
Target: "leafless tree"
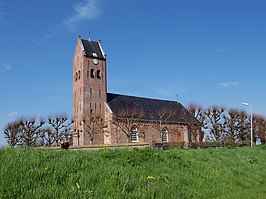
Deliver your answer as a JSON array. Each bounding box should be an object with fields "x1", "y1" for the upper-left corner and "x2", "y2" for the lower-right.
[
  {"x1": 151, "y1": 106, "x2": 177, "y2": 140},
  {"x1": 187, "y1": 103, "x2": 206, "y2": 142},
  {"x1": 113, "y1": 107, "x2": 144, "y2": 142},
  {"x1": 3, "y1": 119, "x2": 22, "y2": 147},
  {"x1": 82, "y1": 114, "x2": 106, "y2": 145},
  {"x1": 39, "y1": 127, "x2": 55, "y2": 147},
  {"x1": 20, "y1": 116, "x2": 45, "y2": 147},
  {"x1": 223, "y1": 109, "x2": 241, "y2": 143},
  {"x1": 47, "y1": 113, "x2": 73, "y2": 146},
  {"x1": 252, "y1": 114, "x2": 266, "y2": 144},
  {"x1": 205, "y1": 106, "x2": 226, "y2": 142}
]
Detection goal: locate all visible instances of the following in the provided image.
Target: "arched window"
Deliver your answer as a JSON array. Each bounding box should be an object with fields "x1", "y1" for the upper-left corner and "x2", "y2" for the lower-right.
[
  {"x1": 75, "y1": 72, "x2": 78, "y2": 81},
  {"x1": 162, "y1": 128, "x2": 169, "y2": 142},
  {"x1": 90, "y1": 69, "x2": 94, "y2": 78},
  {"x1": 96, "y1": 70, "x2": 101, "y2": 79},
  {"x1": 78, "y1": 70, "x2": 81, "y2": 79},
  {"x1": 130, "y1": 126, "x2": 138, "y2": 142}
]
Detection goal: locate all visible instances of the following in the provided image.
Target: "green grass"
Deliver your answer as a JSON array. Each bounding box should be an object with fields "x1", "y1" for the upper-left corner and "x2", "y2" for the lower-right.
[{"x1": 1, "y1": 146, "x2": 266, "y2": 199}]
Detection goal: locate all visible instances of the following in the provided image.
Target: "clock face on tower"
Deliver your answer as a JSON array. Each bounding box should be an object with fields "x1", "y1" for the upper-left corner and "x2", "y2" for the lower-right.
[{"x1": 93, "y1": 59, "x2": 98, "y2": 65}]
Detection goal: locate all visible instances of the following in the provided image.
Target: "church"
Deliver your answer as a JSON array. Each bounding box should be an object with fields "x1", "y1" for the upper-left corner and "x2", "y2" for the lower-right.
[{"x1": 72, "y1": 36, "x2": 200, "y2": 146}]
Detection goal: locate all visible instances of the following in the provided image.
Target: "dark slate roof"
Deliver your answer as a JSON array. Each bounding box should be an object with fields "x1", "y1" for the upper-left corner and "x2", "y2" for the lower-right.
[
  {"x1": 107, "y1": 93, "x2": 196, "y2": 124},
  {"x1": 81, "y1": 39, "x2": 105, "y2": 59}
]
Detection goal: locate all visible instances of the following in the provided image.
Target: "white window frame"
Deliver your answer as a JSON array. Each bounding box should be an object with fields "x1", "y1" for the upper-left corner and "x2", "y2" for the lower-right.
[
  {"x1": 162, "y1": 128, "x2": 169, "y2": 142},
  {"x1": 130, "y1": 127, "x2": 138, "y2": 142}
]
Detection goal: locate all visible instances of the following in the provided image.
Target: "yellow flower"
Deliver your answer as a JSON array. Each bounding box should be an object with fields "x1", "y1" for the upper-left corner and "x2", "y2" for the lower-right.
[
  {"x1": 147, "y1": 176, "x2": 154, "y2": 181},
  {"x1": 44, "y1": 166, "x2": 48, "y2": 171}
]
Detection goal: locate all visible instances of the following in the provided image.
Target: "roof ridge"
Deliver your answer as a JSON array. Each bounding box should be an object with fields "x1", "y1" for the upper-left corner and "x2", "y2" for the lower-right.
[{"x1": 107, "y1": 92, "x2": 179, "y2": 103}]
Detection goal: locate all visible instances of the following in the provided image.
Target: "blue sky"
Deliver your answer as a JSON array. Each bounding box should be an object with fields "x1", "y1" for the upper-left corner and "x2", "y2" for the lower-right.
[{"x1": 1, "y1": 0, "x2": 266, "y2": 146}]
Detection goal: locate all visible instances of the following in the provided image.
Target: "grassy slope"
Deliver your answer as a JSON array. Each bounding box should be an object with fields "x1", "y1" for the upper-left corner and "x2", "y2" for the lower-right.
[{"x1": 0, "y1": 146, "x2": 266, "y2": 199}]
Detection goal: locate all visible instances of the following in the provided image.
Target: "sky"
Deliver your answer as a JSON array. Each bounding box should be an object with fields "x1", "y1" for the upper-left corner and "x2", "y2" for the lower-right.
[{"x1": 1, "y1": 0, "x2": 266, "y2": 146}]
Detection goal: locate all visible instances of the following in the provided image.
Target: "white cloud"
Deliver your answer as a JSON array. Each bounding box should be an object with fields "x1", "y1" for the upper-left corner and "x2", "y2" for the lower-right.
[
  {"x1": 219, "y1": 82, "x2": 239, "y2": 88},
  {"x1": 44, "y1": 0, "x2": 100, "y2": 38},
  {"x1": 9, "y1": 112, "x2": 18, "y2": 117},
  {"x1": 154, "y1": 81, "x2": 187, "y2": 100},
  {"x1": 1, "y1": 62, "x2": 12, "y2": 71},
  {"x1": 63, "y1": 0, "x2": 100, "y2": 31}
]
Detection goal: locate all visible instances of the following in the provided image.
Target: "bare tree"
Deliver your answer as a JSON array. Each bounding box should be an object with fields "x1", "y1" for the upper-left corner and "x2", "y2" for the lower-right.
[
  {"x1": 47, "y1": 113, "x2": 73, "y2": 146},
  {"x1": 82, "y1": 114, "x2": 106, "y2": 145},
  {"x1": 39, "y1": 127, "x2": 55, "y2": 147},
  {"x1": 205, "y1": 106, "x2": 225, "y2": 142},
  {"x1": 3, "y1": 119, "x2": 22, "y2": 147},
  {"x1": 20, "y1": 117, "x2": 45, "y2": 147},
  {"x1": 223, "y1": 109, "x2": 241, "y2": 143},
  {"x1": 113, "y1": 107, "x2": 144, "y2": 142},
  {"x1": 187, "y1": 103, "x2": 206, "y2": 142},
  {"x1": 252, "y1": 114, "x2": 266, "y2": 144},
  {"x1": 151, "y1": 106, "x2": 177, "y2": 140}
]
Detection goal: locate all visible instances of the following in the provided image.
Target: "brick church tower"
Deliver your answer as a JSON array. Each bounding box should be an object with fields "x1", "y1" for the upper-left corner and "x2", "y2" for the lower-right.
[{"x1": 72, "y1": 36, "x2": 107, "y2": 146}]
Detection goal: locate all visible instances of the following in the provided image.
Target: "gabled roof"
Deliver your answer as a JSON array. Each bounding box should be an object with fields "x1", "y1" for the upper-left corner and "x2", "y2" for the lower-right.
[
  {"x1": 107, "y1": 93, "x2": 196, "y2": 124},
  {"x1": 81, "y1": 39, "x2": 105, "y2": 59}
]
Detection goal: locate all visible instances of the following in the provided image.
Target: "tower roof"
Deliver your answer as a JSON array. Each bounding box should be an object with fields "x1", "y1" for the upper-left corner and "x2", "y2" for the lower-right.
[{"x1": 81, "y1": 39, "x2": 105, "y2": 59}]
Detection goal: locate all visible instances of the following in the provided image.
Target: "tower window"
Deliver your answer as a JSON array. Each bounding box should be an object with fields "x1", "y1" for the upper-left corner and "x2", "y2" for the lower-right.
[
  {"x1": 99, "y1": 89, "x2": 101, "y2": 98},
  {"x1": 96, "y1": 70, "x2": 101, "y2": 79},
  {"x1": 75, "y1": 72, "x2": 78, "y2": 81},
  {"x1": 90, "y1": 88, "x2": 92, "y2": 98},
  {"x1": 78, "y1": 70, "x2": 81, "y2": 80},
  {"x1": 92, "y1": 52, "x2": 98, "y2": 57},
  {"x1": 90, "y1": 69, "x2": 95, "y2": 78}
]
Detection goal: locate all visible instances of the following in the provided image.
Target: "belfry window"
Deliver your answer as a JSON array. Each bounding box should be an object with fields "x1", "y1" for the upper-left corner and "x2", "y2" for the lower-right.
[
  {"x1": 130, "y1": 126, "x2": 138, "y2": 142},
  {"x1": 75, "y1": 72, "x2": 78, "y2": 81},
  {"x1": 78, "y1": 70, "x2": 81, "y2": 80},
  {"x1": 162, "y1": 128, "x2": 169, "y2": 142},
  {"x1": 90, "y1": 69, "x2": 94, "y2": 78},
  {"x1": 96, "y1": 70, "x2": 101, "y2": 79}
]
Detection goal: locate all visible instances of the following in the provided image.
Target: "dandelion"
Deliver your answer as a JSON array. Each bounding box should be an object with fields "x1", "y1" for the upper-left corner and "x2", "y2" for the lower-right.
[
  {"x1": 44, "y1": 166, "x2": 48, "y2": 172},
  {"x1": 147, "y1": 176, "x2": 154, "y2": 182}
]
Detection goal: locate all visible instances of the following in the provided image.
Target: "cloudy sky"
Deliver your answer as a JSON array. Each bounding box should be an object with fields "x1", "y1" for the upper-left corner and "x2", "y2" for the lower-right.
[{"x1": 1, "y1": 0, "x2": 266, "y2": 146}]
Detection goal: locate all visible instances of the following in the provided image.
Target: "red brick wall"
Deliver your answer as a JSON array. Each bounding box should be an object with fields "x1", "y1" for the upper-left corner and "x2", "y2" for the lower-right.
[{"x1": 73, "y1": 37, "x2": 106, "y2": 146}]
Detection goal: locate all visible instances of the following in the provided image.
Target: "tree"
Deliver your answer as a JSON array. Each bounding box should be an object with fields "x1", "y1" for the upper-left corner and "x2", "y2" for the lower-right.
[
  {"x1": 47, "y1": 113, "x2": 73, "y2": 146},
  {"x1": 82, "y1": 114, "x2": 106, "y2": 145},
  {"x1": 113, "y1": 107, "x2": 144, "y2": 142},
  {"x1": 223, "y1": 109, "x2": 240, "y2": 143},
  {"x1": 20, "y1": 117, "x2": 45, "y2": 147},
  {"x1": 187, "y1": 103, "x2": 206, "y2": 142},
  {"x1": 39, "y1": 127, "x2": 54, "y2": 147},
  {"x1": 252, "y1": 114, "x2": 266, "y2": 144},
  {"x1": 151, "y1": 106, "x2": 177, "y2": 141},
  {"x1": 236, "y1": 111, "x2": 250, "y2": 145},
  {"x1": 3, "y1": 119, "x2": 22, "y2": 147},
  {"x1": 205, "y1": 106, "x2": 225, "y2": 142}
]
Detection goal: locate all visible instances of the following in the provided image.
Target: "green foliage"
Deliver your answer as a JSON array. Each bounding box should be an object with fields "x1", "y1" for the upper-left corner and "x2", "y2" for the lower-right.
[{"x1": 1, "y1": 147, "x2": 266, "y2": 198}]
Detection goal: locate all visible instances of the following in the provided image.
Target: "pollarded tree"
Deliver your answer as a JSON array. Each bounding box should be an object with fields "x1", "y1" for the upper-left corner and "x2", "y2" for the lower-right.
[
  {"x1": 47, "y1": 113, "x2": 73, "y2": 146},
  {"x1": 4, "y1": 119, "x2": 22, "y2": 147},
  {"x1": 20, "y1": 116, "x2": 45, "y2": 147},
  {"x1": 39, "y1": 127, "x2": 55, "y2": 147},
  {"x1": 252, "y1": 114, "x2": 266, "y2": 144},
  {"x1": 205, "y1": 106, "x2": 226, "y2": 142},
  {"x1": 187, "y1": 103, "x2": 206, "y2": 142},
  {"x1": 223, "y1": 109, "x2": 241, "y2": 143},
  {"x1": 236, "y1": 110, "x2": 250, "y2": 145}
]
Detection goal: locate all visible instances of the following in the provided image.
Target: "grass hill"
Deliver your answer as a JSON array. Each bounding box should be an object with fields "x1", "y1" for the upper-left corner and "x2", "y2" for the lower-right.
[{"x1": 1, "y1": 146, "x2": 266, "y2": 198}]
